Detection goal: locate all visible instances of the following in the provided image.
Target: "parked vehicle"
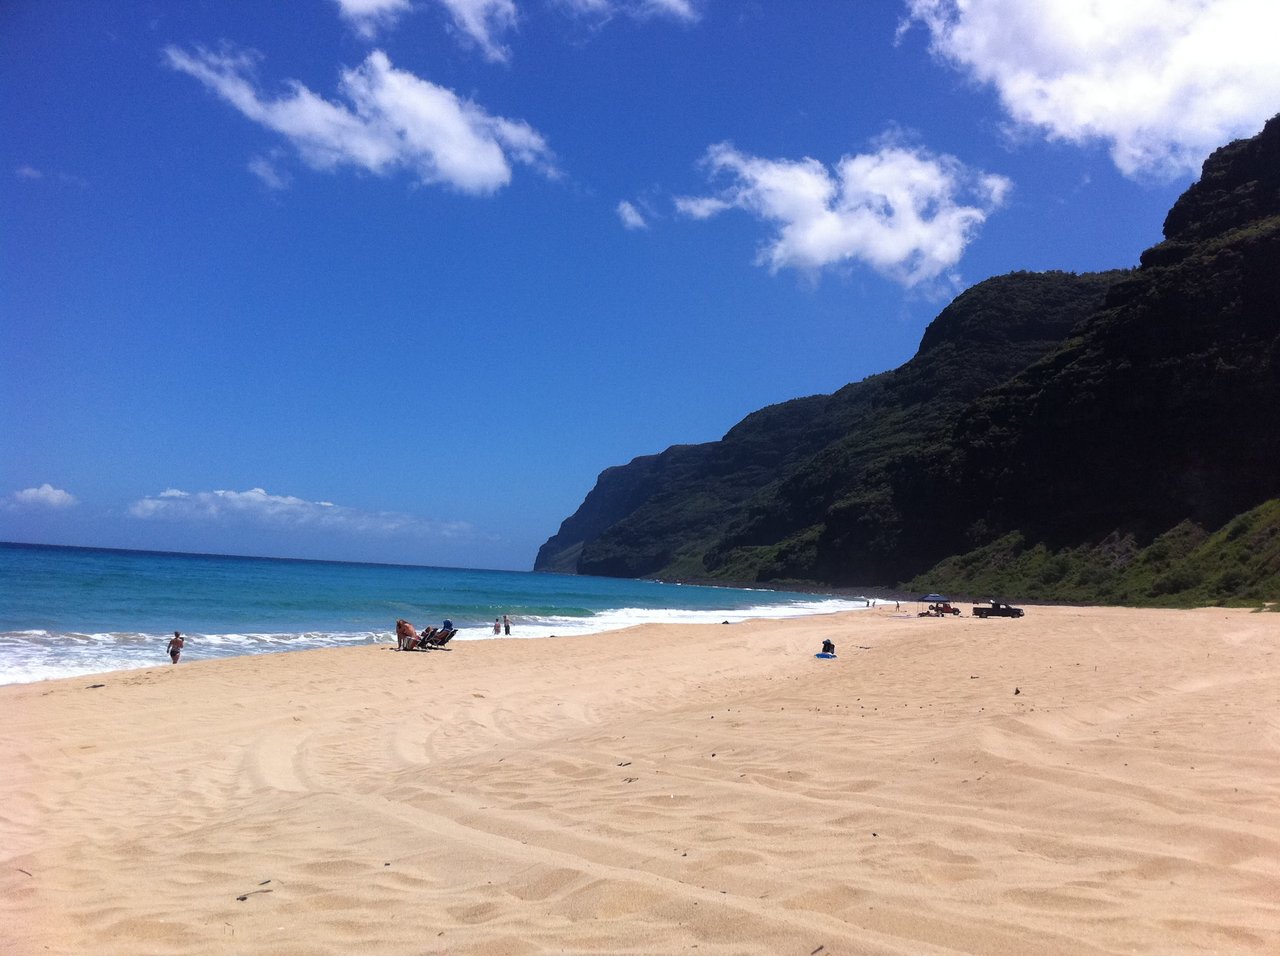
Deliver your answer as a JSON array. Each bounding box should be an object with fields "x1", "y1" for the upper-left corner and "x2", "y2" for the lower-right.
[
  {"x1": 972, "y1": 601, "x2": 1025, "y2": 618},
  {"x1": 918, "y1": 602, "x2": 961, "y2": 617},
  {"x1": 917, "y1": 593, "x2": 961, "y2": 617}
]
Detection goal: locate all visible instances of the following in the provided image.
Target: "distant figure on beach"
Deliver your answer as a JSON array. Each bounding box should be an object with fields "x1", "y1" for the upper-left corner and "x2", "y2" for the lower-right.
[
  {"x1": 395, "y1": 619, "x2": 418, "y2": 651},
  {"x1": 503, "y1": 614, "x2": 511, "y2": 636},
  {"x1": 493, "y1": 618, "x2": 501, "y2": 635},
  {"x1": 821, "y1": 639, "x2": 836, "y2": 655},
  {"x1": 167, "y1": 631, "x2": 184, "y2": 664}
]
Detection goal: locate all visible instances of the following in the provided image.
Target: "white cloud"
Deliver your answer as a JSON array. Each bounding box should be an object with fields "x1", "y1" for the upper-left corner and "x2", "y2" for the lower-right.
[
  {"x1": 164, "y1": 45, "x2": 556, "y2": 194},
  {"x1": 332, "y1": 0, "x2": 413, "y2": 39},
  {"x1": 616, "y1": 199, "x2": 648, "y2": 229},
  {"x1": 677, "y1": 139, "x2": 1010, "y2": 286},
  {"x1": 334, "y1": 0, "x2": 696, "y2": 60},
  {"x1": 9, "y1": 484, "x2": 78, "y2": 509},
  {"x1": 129, "y1": 487, "x2": 474, "y2": 539},
  {"x1": 673, "y1": 195, "x2": 730, "y2": 219},
  {"x1": 557, "y1": 0, "x2": 701, "y2": 24},
  {"x1": 637, "y1": 0, "x2": 700, "y2": 20},
  {"x1": 903, "y1": 0, "x2": 1280, "y2": 179},
  {"x1": 248, "y1": 153, "x2": 291, "y2": 189},
  {"x1": 437, "y1": 0, "x2": 519, "y2": 62},
  {"x1": 14, "y1": 165, "x2": 87, "y2": 188}
]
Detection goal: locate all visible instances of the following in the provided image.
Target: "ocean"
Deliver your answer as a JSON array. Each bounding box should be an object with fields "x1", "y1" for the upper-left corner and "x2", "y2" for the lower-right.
[{"x1": 0, "y1": 542, "x2": 870, "y2": 685}]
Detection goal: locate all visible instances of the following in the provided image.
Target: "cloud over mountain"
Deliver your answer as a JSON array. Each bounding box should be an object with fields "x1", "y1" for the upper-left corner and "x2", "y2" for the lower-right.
[
  {"x1": 904, "y1": 0, "x2": 1280, "y2": 178},
  {"x1": 677, "y1": 140, "x2": 1010, "y2": 286}
]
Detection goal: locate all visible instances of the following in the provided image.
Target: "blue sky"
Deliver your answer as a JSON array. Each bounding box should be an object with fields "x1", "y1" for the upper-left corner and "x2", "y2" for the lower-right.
[{"x1": 4, "y1": 0, "x2": 1278, "y2": 569}]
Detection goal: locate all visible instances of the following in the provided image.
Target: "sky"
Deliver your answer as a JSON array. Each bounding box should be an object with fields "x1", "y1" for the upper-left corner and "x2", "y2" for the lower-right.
[{"x1": 4, "y1": 0, "x2": 1279, "y2": 570}]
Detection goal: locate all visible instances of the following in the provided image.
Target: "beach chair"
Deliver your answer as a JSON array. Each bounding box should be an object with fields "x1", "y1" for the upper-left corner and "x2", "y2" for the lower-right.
[
  {"x1": 409, "y1": 627, "x2": 438, "y2": 650},
  {"x1": 423, "y1": 627, "x2": 456, "y2": 649}
]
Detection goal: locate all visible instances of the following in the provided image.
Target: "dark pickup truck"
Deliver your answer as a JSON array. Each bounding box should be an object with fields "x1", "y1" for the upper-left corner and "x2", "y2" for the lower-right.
[{"x1": 972, "y1": 601, "x2": 1025, "y2": 618}]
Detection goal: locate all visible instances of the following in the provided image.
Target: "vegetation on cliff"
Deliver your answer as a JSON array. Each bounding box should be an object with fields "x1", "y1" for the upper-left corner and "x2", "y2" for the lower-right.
[
  {"x1": 537, "y1": 116, "x2": 1280, "y2": 606},
  {"x1": 909, "y1": 500, "x2": 1280, "y2": 609}
]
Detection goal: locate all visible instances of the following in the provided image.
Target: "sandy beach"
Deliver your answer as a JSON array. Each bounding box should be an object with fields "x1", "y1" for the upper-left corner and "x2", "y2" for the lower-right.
[{"x1": 2, "y1": 605, "x2": 1278, "y2": 954}]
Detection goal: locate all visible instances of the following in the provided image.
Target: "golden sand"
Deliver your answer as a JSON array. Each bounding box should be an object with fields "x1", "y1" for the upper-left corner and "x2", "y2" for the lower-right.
[{"x1": 3, "y1": 605, "x2": 1278, "y2": 954}]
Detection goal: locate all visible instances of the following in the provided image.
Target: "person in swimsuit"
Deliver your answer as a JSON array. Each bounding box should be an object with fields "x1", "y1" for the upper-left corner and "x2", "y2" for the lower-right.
[
  {"x1": 395, "y1": 619, "x2": 419, "y2": 651},
  {"x1": 167, "y1": 631, "x2": 184, "y2": 664}
]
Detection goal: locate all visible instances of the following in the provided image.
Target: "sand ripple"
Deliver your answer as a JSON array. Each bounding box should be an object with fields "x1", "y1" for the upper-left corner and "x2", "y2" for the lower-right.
[{"x1": 2, "y1": 607, "x2": 1279, "y2": 953}]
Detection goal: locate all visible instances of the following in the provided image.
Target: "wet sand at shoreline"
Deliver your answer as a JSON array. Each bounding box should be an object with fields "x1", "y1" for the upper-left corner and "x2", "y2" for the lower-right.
[{"x1": 3, "y1": 605, "x2": 1279, "y2": 954}]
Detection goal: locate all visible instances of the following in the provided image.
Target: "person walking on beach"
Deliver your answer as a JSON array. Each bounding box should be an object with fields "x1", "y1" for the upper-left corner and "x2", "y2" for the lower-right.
[
  {"x1": 166, "y1": 631, "x2": 184, "y2": 664},
  {"x1": 503, "y1": 614, "x2": 511, "y2": 636}
]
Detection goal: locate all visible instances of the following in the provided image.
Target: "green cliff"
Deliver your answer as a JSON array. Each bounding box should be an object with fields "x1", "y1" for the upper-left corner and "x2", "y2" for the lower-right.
[{"x1": 537, "y1": 116, "x2": 1280, "y2": 606}]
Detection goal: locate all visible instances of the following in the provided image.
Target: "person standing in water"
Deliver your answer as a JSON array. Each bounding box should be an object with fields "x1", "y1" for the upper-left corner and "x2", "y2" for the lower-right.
[
  {"x1": 503, "y1": 614, "x2": 511, "y2": 636},
  {"x1": 167, "y1": 631, "x2": 184, "y2": 664},
  {"x1": 493, "y1": 618, "x2": 501, "y2": 635}
]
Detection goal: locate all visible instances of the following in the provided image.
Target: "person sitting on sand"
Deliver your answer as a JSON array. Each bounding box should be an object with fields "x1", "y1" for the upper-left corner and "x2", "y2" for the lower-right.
[
  {"x1": 167, "y1": 631, "x2": 184, "y2": 664},
  {"x1": 395, "y1": 619, "x2": 418, "y2": 651},
  {"x1": 821, "y1": 639, "x2": 836, "y2": 655}
]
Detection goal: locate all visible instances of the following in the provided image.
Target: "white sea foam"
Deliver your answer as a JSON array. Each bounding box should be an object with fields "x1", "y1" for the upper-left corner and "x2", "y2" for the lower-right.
[
  {"x1": 466, "y1": 598, "x2": 872, "y2": 641},
  {"x1": 0, "y1": 598, "x2": 875, "y2": 686}
]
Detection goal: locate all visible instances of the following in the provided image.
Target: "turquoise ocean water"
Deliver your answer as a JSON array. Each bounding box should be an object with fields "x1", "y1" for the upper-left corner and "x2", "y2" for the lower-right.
[{"x1": 0, "y1": 542, "x2": 869, "y2": 685}]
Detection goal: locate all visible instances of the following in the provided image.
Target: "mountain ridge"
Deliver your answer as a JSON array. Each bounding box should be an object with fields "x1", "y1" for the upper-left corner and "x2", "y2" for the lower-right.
[{"x1": 536, "y1": 115, "x2": 1280, "y2": 606}]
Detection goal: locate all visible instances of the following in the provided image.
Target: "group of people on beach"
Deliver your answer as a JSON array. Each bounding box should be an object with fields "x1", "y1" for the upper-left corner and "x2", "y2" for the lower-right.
[
  {"x1": 164, "y1": 614, "x2": 519, "y2": 663},
  {"x1": 398, "y1": 614, "x2": 513, "y2": 649},
  {"x1": 396, "y1": 618, "x2": 457, "y2": 651}
]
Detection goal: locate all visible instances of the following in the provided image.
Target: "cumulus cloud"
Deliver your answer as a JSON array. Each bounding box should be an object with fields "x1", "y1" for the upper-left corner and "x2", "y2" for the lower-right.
[
  {"x1": 9, "y1": 484, "x2": 78, "y2": 509},
  {"x1": 676, "y1": 139, "x2": 1010, "y2": 286},
  {"x1": 902, "y1": 0, "x2": 1280, "y2": 179},
  {"x1": 129, "y1": 487, "x2": 474, "y2": 539},
  {"x1": 616, "y1": 199, "x2": 648, "y2": 229},
  {"x1": 332, "y1": 0, "x2": 413, "y2": 39},
  {"x1": 164, "y1": 45, "x2": 556, "y2": 194}
]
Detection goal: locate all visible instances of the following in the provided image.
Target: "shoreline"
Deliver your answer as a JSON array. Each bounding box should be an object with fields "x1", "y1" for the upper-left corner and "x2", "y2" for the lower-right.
[
  {"x1": 0, "y1": 597, "x2": 877, "y2": 689},
  {"x1": 4, "y1": 605, "x2": 1279, "y2": 953}
]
